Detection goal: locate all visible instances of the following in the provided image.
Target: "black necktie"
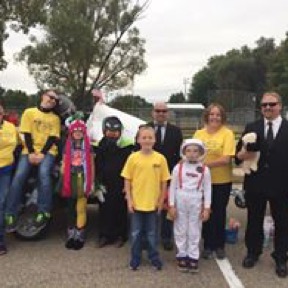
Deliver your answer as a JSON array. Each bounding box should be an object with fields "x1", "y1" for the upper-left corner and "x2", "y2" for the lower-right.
[
  {"x1": 266, "y1": 121, "x2": 274, "y2": 147},
  {"x1": 156, "y1": 125, "x2": 162, "y2": 144}
]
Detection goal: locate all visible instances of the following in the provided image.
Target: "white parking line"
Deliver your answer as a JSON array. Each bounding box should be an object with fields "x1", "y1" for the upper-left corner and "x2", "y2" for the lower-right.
[{"x1": 215, "y1": 258, "x2": 245, "y2": 288}]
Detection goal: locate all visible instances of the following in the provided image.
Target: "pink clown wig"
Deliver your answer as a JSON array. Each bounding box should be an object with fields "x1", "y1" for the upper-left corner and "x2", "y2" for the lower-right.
[{"x1": 62, "y1": 120, "x2": 92, "y2": 198}]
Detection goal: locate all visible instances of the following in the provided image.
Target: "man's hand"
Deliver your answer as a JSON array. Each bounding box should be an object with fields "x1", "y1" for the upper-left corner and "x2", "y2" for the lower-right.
[{"x1": 237, "y1": 150, "x2": 256, "y2": 161}]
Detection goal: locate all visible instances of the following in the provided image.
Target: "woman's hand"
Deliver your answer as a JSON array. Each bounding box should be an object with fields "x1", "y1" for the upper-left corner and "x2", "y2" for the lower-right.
[{"x1": 201, "y1": 208, "x2": 211, "y2": 222}]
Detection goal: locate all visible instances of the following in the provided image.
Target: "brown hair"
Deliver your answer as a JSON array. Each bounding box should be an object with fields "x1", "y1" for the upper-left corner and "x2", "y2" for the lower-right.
[{"x1": 202, "y1": 103, "x2": 227, "y2": 125}]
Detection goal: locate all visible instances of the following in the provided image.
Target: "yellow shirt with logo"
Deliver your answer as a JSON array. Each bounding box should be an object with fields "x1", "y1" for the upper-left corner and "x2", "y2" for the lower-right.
[
  {"x1": 194, "y1": 126, "x2": 235, "y2": 184},
  {"x1": 121, "y1": 151, "x2": 171, "y2": 212},
  {"x1": 0, "y1": 121, "x2": 18, "y2": 167},
  {"x1": 20, "y1": 107, "x2": 60, "y2": 156}
]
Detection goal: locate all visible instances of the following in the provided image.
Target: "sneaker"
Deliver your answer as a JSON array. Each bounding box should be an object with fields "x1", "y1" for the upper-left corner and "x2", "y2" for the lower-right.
[
  {"x1": 129, "y1": 259, "x2": 140, "y2": 271},
  {"x1": 188, "y1": 259, "x2": 199, "y2": 273},
  {"x1": 73, "y1": 228, "x2": 85, "y2": 250},
  {"x1": 215, "y1": 248, "x2": 226, "y2": 260},
  {"x1": 65, "y1": 228, "x2": 76, "y2": 249},
  {"x1": 162, "y1": 241, "x2": 173, "y2": 251},
  {"x1": 202, "y1": 249, "x2": 213, "y2": 260},
  {"x1": 151, "y1": 258, "x2": 163, "y2": 271},
  {"x1": 5, "y1": 215, "x2": 16, "y2": 233},
  {"x1": 0, "y1": 243, "x2": 7, "y2": 255},
  {"x1": 177, "y1": 258, "x2": 188, "y2": 272},
  {"x1": 34, "y1": 212, "x2": 51, "y2": 227}
]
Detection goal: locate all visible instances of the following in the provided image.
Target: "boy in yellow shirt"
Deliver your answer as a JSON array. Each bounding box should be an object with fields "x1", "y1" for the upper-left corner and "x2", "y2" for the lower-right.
[{"x1": 121, "y1": 125, "x2": 170, "y2": 271}]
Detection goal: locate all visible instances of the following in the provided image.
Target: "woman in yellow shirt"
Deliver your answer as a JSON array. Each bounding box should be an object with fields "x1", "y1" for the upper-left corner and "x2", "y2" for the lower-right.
[
  {"x1": 0, "y1": 104, "x2": 18, "y2": 255},
  {"x1": 194, "y1": 103, "x2": 235, "y2": 260}
]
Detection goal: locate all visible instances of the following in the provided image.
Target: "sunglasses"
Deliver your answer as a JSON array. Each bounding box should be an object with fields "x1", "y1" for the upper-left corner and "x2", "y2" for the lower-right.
[
  {"x1": 154, "y1": 109, "x2": 168, "y2": 113},
  {"x1": 261, "y1": 102, "x2": 278, "y2": 108}
]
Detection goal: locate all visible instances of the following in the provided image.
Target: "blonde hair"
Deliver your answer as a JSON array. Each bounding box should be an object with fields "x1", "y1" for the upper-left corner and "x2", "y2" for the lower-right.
[
  {"x1": 262, "y1": 92, "x2": 282, "y2": 103},
  {"x1": 136, "y1": 124, "x2": 155, "y2": 140}
]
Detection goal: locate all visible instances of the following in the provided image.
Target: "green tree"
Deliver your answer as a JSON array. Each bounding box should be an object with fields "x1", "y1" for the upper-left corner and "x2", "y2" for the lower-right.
[
  {"x1": 267, "y1": 33, "x2": 288, "y2": 105},
  {"x1": 0, "y1": 0, "x2": 49, "y2": 70},
  {"x1": 17, "y1": 0, "x2": 148, "y2": 107},
  {"x1": 109, "y1": 94, "x2": 152, "y2": 111},
  {"x1": 188, "y1": 37, "x2": 276, "y2": 106},
  {"x1": 188, "y1": 67, "x2": 216, "y2": 105},
  {"x1": 0, "y1": 89, "x2": 29, "y2": 110},
  {"x1": 168, "y1": 92, "x2": 186, "y2": 103}
]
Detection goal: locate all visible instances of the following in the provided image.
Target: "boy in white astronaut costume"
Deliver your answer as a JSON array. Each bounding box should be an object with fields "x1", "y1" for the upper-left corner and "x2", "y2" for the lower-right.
[{"x1": 169, "y1": 139, "x2": 211, "y2": 272}]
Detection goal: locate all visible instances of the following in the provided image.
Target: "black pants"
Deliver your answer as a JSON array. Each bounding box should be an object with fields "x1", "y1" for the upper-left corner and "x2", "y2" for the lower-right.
[
  {"x1": 203, "y1": 183, "x2": 231, "y2": 250},
  {"x1": 245, "y1": 191, "x2": 288, "y2": 260},
  {"x1": 98, "y1": 190, "x2": 128, "y2": 241},
  {"x1": 160, "y1": 210, "x2": 173, "y2": 244}
]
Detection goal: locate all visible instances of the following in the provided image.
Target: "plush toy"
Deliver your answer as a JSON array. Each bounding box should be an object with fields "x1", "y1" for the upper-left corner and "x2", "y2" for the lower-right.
[{"x1": 235, "y1": 132, "x2": 260, "y2": 176}]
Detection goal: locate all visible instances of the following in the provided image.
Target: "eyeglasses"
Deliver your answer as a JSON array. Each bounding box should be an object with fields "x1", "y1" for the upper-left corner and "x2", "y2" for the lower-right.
[
  {"x1": 154, "y1": 109, "x2": 168, "y2": 113},
  {"x1": 261, "y1": 102, "x2": 278, "y2": 108}
]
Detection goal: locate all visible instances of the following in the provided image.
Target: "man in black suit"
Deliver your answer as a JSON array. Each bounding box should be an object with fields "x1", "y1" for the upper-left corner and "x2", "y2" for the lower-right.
[
  {"x1": 236, "y1": 92, "x2": 288, "y2": 278},
  {"x1": 149, "y1": 102, "x2": 183, "y2": 250}
]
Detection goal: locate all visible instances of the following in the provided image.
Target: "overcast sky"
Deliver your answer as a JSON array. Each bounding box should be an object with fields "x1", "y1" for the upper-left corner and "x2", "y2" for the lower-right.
[{"x1": 1, "y1": 0, "x2": 288, "y2": 102}]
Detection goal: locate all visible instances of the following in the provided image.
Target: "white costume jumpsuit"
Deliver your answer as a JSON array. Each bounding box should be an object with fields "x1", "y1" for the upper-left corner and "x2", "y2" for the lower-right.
[{"x1": 169, "y1": 161, "x2": 211, "y2": 260}]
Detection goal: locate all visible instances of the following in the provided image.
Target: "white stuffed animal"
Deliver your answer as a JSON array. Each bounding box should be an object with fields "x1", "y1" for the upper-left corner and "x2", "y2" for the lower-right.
[{"x1": 240, "y1": 132, "x2": 260, "y2": 175}]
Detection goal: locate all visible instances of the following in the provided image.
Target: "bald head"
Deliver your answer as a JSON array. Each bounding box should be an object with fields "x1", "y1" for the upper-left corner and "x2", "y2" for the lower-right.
[{"x1": 152, "y1": 102, "x2": 169, "y2": 124}]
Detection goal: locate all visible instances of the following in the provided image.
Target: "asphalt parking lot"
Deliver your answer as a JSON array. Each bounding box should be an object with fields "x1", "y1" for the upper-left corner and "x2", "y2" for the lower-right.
[{"x1": 1, "y1": 197, "x2": 288, "y2": 288}]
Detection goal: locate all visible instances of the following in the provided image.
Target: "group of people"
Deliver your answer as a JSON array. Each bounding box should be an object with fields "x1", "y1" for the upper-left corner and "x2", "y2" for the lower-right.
[{"x1": 0, "y1": 90, "x2": 288, "y2": 278}]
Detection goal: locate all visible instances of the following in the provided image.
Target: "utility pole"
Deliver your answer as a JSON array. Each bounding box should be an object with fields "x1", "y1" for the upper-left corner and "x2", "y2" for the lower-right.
[{"x1": 183, "y1": 77, "x2": 190, "y2": 101}]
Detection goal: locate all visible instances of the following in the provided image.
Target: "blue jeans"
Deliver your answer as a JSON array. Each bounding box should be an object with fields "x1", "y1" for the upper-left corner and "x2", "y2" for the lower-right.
[
  {"x1": 6, "y1": 154, "x2": 56, "y2": 217},
  {"x1": 0, "y1": 171, "x2": 12, "y2": 242},
  {"x1": 130, "y1": 210, "x2": 160, "y2": 264}
]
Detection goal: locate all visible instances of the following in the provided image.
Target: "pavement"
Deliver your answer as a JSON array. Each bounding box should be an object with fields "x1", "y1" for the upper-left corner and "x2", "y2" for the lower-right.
[{"x1": 1, "y1": 197, "x2": 288, "y2": 288}]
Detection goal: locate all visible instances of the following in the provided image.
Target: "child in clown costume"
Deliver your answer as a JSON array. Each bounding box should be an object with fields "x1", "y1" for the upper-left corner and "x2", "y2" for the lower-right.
[
  {"x1": 169, "y1": 139, "x2": 211, "y2": 272},
  {"x1": 61, "y1": 119, "x2": 94, "y2": 250}
]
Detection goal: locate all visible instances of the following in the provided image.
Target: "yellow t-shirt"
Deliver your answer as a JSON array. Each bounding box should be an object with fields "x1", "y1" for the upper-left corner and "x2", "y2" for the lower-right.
[
  {"x1": 121, "y1": 150, "x2": 171, "y2": 212},
  {"x1": 0, "y1": 121, "x2": 18, "y2": 167},
  {"x1": 194, "y1": 126, "x2": 235, "y2": 184},
  {"x1": 20, "y1": 107, "x2": 60, "y2": 156}
]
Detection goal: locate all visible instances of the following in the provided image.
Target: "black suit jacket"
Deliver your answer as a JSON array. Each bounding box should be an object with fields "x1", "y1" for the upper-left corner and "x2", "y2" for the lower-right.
[
  {"x1": 235, "y1": 118, "x2": 288, "y2": 196},
  {"x1": 149, "y1": 122, "x2": 183, "y2": 172}
]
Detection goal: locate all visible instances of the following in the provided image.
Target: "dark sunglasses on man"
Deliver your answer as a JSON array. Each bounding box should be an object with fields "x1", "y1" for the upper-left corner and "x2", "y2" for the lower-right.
[
  {"x1": 261, "y1": 102, "x2": 278, "y2": 108},
  {"x1": 154, "y1": 109, "x2": 168, "y2": 113}
]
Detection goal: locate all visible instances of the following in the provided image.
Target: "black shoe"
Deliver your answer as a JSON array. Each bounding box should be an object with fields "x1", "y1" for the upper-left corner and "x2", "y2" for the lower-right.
[
  {"x1": 202, "y1": 249, "x2": 213, "y2": 260},
  {"x1": 98, "y1": 237, "x2": 109, "y2": 248},
  {"x1": 115, "y1": 237, "x2": 126, "y2": 248},
  {"x1": 242, "y1": 255, "x2": 258, "y2": 268},
  {"x1": 73, "y1": 228, "x2": 85, "y2": 250},
  {"x1": 275, "y1": 261, "x2": 287, "y2": 278},
  {"x1": 163, "y1": 242, "x2": 173, "y2": 251},
  {"x1": 65, "y1": 228, "x2": 75, "y2": 249},
  {"x1": 215, "y1": 248, "x2": 226, "y2": 260},
  {"x1": 0, "y1": 243, "x2": 7, "y2": 255}
]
